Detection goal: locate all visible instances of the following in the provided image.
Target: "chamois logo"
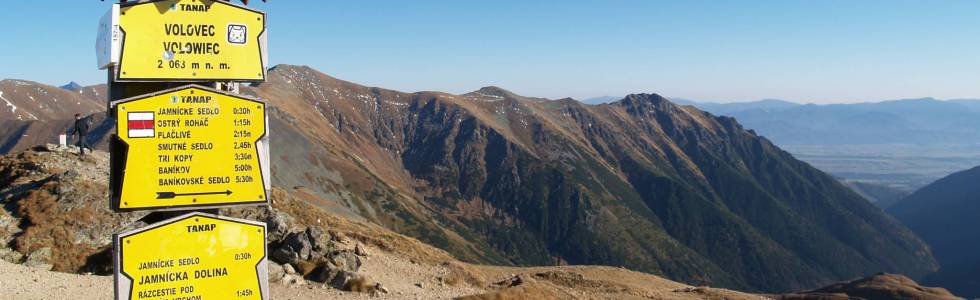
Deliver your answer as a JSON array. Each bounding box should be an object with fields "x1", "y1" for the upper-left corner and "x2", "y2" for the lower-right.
[{"x1": 227, "y1": 24, "x2": 247, "y2": 45}]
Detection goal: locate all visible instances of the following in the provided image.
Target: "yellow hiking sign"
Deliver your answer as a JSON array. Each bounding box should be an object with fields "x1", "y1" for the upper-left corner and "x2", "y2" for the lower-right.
[
  {"x1": 114, "y1": 212, "x2": 269, "y2": 300},
  {"x1": 116, "y1": 0, "x2": 267, "y2": 81},
  {"x1": 109, "y1": 85, "x2": 270, "y2": 211}
]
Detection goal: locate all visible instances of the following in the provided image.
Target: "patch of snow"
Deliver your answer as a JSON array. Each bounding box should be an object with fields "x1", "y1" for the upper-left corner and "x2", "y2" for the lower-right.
[
  {"x1": 1, "y1": 91, "x2": 18, "y2": 115},
  {"x1": 476, "y1": 92, "x2": 504, "y2": 100}
]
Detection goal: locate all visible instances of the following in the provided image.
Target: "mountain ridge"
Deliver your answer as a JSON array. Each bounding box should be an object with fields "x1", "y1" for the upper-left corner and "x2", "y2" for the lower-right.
[
  {"x1": 243, "y1": 64, "x2": 938, "y2": 292},
  {"x1": 0, "y1": 64, "x2": 941, "y2": 293},
  {"x1": 889, "y1": 166, "x2": 980, "y2": 298}
]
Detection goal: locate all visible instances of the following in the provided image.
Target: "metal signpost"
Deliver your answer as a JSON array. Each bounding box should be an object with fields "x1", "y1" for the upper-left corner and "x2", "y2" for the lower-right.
[{"x1": 97, "y1": 1, "x2": 271, "y2": 299}]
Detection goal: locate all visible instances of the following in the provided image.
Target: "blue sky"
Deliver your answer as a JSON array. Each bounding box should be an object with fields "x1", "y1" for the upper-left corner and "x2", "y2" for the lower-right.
[{"x1": 1, "y1": 1, "x2": 979, "y2": 103}]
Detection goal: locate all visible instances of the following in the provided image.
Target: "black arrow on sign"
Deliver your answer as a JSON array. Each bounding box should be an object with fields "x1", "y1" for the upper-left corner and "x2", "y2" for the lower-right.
[{"x1": 157, "y1": 190, "x2": 233, "y2": 199}]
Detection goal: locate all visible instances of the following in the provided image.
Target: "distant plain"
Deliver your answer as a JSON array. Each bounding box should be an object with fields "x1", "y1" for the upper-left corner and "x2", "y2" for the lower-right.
[{"x1": 784, "y1": 143, "x2": 980, "y2": 192}]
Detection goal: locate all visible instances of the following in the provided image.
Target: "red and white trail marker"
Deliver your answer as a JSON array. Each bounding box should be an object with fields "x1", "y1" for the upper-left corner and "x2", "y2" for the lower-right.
[{"x1": 127, "y1": 112, "x2": 154, "y2": 138}]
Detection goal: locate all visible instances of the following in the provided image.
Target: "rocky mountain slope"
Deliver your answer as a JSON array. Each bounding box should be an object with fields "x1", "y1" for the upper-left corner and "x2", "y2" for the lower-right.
[
  {"x1": 0, "y1": 145, "x2": 761, "y2": 299},
  {"x1": 0, "y1": 79, "x2": 104, "y2": 121},
  {"x1": 0, "y1": 145, "x2": 959, "y2": 300},
  {"x1": 888, "y1": 166, "x2": 980, "y2": 298},
  {"x1": 0, "y1": 66, "x2": 941, "y2": 293},
  {"x1": 236, "y1": 65, "x2": 939, "y2": 292},
  {"x1": 0, "y1": 80, "x2": 106, "y2": 153}
]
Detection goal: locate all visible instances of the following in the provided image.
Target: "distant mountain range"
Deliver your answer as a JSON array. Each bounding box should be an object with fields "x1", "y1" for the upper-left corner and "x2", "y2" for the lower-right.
[
  {"x1": 59, "y1": 81, "x2": 84, "y2": 92},
  {"x1": 671, "y1": 98, "x2": 801, "y2": 116},
  {"x1": 0, "y1": 67, "x2": 940, "y2": 293},
  {"x1": 646, "y1": 97, "x2": 980, "y2": 145},
  {"x1": 581, "y1": 96, "x2": 621, "y2": 105},
  {"x1": 889, "y1": 166, "x2": 980, "y2": 298}
]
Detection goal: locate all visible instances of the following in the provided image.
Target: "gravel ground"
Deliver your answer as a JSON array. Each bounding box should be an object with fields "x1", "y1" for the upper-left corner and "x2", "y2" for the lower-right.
[
  {"x1": 1, "y1": 258, "x2": 111, "y2": 299},
  {"x1": 0, "y1": 244, "x2": 484, "y2": 300}
]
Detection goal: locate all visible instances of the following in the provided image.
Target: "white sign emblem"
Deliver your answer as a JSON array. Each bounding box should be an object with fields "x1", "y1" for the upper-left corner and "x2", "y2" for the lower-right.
[{"x1": 228, "y1": 24, "x2": 248, "y2": 44}]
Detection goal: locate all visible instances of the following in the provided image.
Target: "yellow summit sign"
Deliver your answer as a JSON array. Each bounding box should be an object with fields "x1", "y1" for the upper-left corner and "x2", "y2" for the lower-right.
[
  {"x1": 110, "y1": 85, "x2": 270, "y2": 211},
  {"x1": 116, "y1": 0, "x2": 267, "y2": 81},
  {"x1": 114, "y1": 212, "x2": 269, "y2": 300}
]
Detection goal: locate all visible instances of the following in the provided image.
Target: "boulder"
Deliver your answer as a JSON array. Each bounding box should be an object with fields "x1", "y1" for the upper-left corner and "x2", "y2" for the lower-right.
[
  {"x1": 268, "y1": 263, "x2": 285, "y2": 283},
  {"x1": 354, "y1": 243, "x2": 369, "y2": 257},
  {"x1": 330, "y1": 271, "x2": 361, "y2": 290},
  {"x1": 270, "y1": 247, "x2": 298, "y2": 264},
  {"x1": 23, "y1": 247, "x2": 53, "y2": 270},
  {"x1": 281, "y1": 274, "x2": 305, "y2": 286},
  {"x1": 283, "y1": 231, "x2": 313, "y2": 260},
  {"x1": 329, "y1": 230, "x2": 346, "y2": 243},
  {"x1": 306, "y1": 226, "x2": 327, "y2": 252},
  {"x1": 292, "y1": 260, "x2": 318, "y2": 276},
  {"x1": 329, "y1": 250, "x2": 361, "y2": 273},
  {"x1": 306, "y1": 262, "x2": 340, "y2": 284},
  {"x1": 265, "y1": 212, "x2": 290, "y2": 242},
  {"x1": 283, "y1": 263, "x2": 297, "y2": 275}
]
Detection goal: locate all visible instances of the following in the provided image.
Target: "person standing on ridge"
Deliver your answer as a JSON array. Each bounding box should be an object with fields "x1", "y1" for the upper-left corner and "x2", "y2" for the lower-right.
[{"x1": 69, "y1": 113, "x2": 92, "y2": 157}]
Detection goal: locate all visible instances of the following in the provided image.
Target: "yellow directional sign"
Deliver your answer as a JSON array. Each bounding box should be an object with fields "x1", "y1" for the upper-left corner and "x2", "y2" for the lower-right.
[
  {"x1": 110, "y1": 85, "x2": 270, "y2": 211},
  {"x1": 116, "y1": 0, "x2": 267, "y2": 81},
  {"x1": 114, "y1": 212, "x2": 269, "y2": 300}
]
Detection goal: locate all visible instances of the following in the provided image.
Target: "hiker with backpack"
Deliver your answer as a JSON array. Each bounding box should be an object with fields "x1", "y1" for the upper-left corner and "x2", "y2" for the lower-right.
[{"x1": 68, "y1": 113, "x2": 92, "y2": 156}]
